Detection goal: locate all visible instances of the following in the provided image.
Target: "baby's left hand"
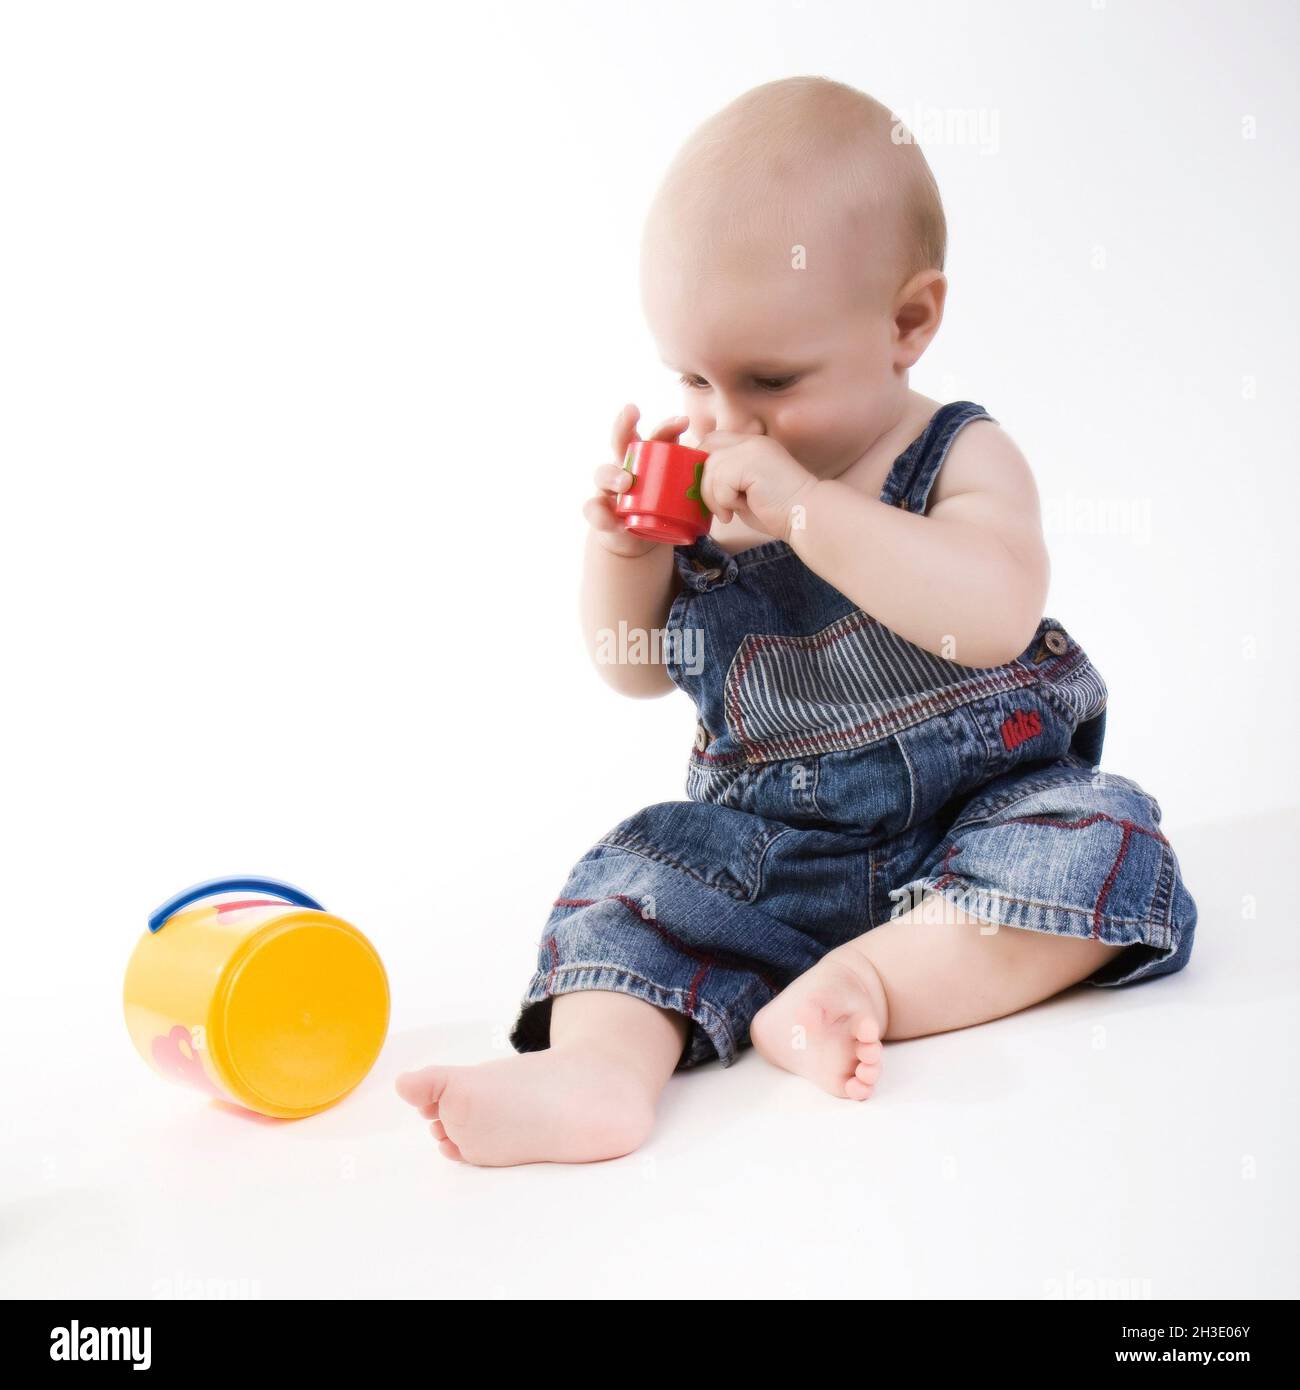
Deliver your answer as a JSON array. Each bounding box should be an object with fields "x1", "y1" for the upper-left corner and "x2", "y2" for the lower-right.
[{"x1": 696, "y1": 431, "x2": 820, "y2": 542}]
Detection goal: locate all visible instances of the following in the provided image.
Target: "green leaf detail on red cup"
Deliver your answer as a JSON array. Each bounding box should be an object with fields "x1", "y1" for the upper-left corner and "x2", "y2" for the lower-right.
[{"x1": 684, "y1": 460, "x2": 710, "y2": 517}]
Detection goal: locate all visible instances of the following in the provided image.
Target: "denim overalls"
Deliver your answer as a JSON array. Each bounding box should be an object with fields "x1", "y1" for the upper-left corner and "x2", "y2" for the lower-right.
[{"x1": 510, "y1": 401, "x2": 1199, "y2": 1070}]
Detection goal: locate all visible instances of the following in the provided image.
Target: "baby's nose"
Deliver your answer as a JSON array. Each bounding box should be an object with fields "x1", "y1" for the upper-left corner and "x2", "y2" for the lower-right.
[{"x1": 712, "y1": 412, "x2": 766, "y2": 436}]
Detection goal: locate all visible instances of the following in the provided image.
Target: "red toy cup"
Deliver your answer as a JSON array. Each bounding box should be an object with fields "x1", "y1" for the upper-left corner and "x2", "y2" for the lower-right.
[{"x1": 615, "y1": 439, "x2": 711, "y2": 545}]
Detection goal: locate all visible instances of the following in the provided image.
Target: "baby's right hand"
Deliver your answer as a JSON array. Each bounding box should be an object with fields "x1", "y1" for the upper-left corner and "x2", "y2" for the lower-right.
[{"x1": 584, "y1": 404, "x2": 689, "y2": 558}]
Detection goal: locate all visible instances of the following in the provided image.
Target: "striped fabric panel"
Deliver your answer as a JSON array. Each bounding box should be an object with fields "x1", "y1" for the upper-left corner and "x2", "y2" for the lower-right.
[
  {"x1": 724, "y1": 610, "x2": 1038, "y2": 763},
  {"x1": 685, "y1": 757, "x2": 745, "y2": 803},
  {"x1": 1043, "y1": 654, "x2": 1108, "y2": 725}
]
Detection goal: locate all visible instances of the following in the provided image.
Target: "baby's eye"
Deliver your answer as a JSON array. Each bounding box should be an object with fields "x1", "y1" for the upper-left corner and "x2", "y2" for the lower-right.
[{"x1": 677, "y1": 372, "x2": 797, "y2": 392}]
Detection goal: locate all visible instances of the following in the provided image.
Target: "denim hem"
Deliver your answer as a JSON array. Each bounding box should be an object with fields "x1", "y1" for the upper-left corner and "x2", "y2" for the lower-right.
[
  {"x1": 509, "y1": 964, "x2": 742, "y2": 1070},
  {"x1": 886, "y1": 873, "x2": 1180, "y2": 983}
]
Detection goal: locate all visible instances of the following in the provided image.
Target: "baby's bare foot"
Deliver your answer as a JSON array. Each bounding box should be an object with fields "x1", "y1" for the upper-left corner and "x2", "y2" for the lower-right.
[
  {"x1": 394, "y1": 1047, "x2": 658, "y2": 1167},
  {"x1": 750, "y1": 943, "x2": 887, "y2": 1100}
]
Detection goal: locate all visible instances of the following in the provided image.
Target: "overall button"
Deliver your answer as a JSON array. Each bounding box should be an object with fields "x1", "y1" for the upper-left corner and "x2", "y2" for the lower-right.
[
  {"x1": 1044, "y1": 629, "x2": 1068, "y2": 655},
  {"x1": 694, "y1": 721, "x2": 710, "y2": 752},
  {"x1": 687, "y1": 557, "x2": 723, "y2": 586}
]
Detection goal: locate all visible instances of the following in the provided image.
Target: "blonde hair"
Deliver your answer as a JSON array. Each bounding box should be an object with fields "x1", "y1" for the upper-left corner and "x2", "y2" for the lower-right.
[{"x1": 643, "y1": 75, "x2": 946, "y2": 297}]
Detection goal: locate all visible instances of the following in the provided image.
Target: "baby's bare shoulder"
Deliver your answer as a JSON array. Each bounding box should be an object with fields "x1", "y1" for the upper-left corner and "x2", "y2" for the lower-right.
[
  {"x1": 926, "y1": 419, "x2": 1048, "y2": 588},
  {"x1": 928, "y1": 417, "x2": 1039, "y2": 513}
]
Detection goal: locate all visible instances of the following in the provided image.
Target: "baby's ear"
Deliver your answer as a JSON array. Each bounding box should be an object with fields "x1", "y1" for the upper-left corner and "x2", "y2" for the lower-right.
[{"x1": 893, "y1": 270, "x2": 947, "y2": 366}]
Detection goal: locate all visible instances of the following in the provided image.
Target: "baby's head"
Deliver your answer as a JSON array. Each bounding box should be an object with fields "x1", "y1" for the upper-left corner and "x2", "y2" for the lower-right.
[{"x1": 640, "y1": 76, "x2": 947, "y2": 478}]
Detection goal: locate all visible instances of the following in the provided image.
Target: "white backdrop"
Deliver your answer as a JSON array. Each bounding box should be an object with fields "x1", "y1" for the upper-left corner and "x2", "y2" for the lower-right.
[{"x1": 1, "y1": 0, "x2": 1296, "y2": 1281}]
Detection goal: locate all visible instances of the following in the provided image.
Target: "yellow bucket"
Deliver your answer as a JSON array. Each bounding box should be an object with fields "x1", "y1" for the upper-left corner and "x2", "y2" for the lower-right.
[{"x1": 124, "y1": 876, "x2": 389, "y2": 1119}]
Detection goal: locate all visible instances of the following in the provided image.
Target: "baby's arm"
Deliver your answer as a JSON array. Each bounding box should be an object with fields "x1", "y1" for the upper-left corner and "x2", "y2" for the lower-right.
[
  {"x1": 578, "y1": 405, "x2": 685, "y2": 698},
  {"x1": 790, "y1": 420, "x2": 1049, "y2": 669}
]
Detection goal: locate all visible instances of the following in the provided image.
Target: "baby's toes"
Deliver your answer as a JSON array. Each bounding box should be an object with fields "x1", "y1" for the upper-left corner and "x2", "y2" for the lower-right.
[
  {"x1": 844, "y1": 1075, "x2": 875, "y2": 1101},
  {"x1": 428, "y1": 1118, "x2": 464, "y2": 1161},
  {"x1": 395, "y1": 1065, "x2": 450, "y2": 1109},
  {"x1": 856, "y1": 1038, "x2": 883, "y2": 1065},
  {"x1": 855, "y1": 1058, "x2": 882, "y2": 1088},
  {"x1": 852, "y1": 1013, "x2": 883, "y2": 1047}
]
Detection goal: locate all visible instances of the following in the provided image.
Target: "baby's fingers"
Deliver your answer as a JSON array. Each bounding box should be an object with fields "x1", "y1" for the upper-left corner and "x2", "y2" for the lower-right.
[
  {"x1": 610, "y1": 403, "x2": 642, "y2": 463},
  {"x1": 595, "y1": 460, "x2": 634, "y2": 495},
  {"x1": 583, "y1": 492, "x2": 623, "y2": 532},
  {"x1": 646, "y1": 414, "x2": 689, "y2": 442},
  {"x1": 609, "y1": 405, "x2": 689, "y2": 468},
  {"x1": 702, "y1": 465, "x2": 739, "y2": 524}
]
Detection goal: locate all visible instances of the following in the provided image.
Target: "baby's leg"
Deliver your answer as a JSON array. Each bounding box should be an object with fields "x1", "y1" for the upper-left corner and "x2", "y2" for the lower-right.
[
  {"x1": 395, "y1": 991, "x2": 689, "y2": 1167},
  {"x1": 750, "y1": 893, "x2": 1126, "y2": 1100}
]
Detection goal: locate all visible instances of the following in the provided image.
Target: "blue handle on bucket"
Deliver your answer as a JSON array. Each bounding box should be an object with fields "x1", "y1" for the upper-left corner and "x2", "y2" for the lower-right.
[{"x1": 148, "y1": 875, "x2": 325, "y2": 934}]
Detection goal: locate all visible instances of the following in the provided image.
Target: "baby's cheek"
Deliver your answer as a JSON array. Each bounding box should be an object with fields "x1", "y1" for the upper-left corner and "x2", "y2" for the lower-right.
[
  {"x1": 769, "y1": 400, "x2": 806, "y2": 434},
  {"x1": 770, "y1": 402, "x2": 828, "y2": 457}
]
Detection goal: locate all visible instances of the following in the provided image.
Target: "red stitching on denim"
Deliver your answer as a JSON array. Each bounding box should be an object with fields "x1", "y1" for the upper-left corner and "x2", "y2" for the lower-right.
[
  {"x1": 1003, "y1": 811, "x2": 1168, "y2": 847},
  {"x1": 997, "y1": 810, "x2": 1166, "y2": 940},
  {"x1": 544, "y1": 935, "x2": 561, "y2": 992},
  {"x1": 725, "y1": 615, "x2": 1087, "y2": 760},
  {"x1": 692, "y1": 746, "x2": 745, "y2": 763},
  {"x1": 932, "y1": 842, "x2": 964, "y2": 891},
  {"x1": 685, "y1": 964, "x2": 710, "y2": 1015},
  {"x1": 551, "y1": 893, "x2": 781, "y2": 992},
  {"x1": 1000, "y1": 708, "x2": 1043, "y2": 751},
  {"x1": 917, "y1": 808, "x2": 1165, "y2": 934},
  {"x1": 1091, "y1": 822, "x2": 1134, "y2": 939}
]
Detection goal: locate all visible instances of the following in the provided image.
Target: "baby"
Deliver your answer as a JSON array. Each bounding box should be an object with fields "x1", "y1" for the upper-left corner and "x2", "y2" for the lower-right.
[{"x1": 397, "y1": 75, "x2": 1198, "y2": 1166}]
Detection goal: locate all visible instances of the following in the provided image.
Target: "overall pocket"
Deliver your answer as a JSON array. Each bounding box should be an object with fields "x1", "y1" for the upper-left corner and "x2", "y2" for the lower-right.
[
  {"x1": 700, "y1": 757, "x2": 824, "y2": 823},
  {"x1": 596, "y1": 800, "x2": 789, "y2": 905}
]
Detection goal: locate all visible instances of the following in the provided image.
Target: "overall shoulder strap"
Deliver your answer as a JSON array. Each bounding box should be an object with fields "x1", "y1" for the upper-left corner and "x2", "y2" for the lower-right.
[{"x1": 879, "y1": 401, "x2": 998, "y2": 515}]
